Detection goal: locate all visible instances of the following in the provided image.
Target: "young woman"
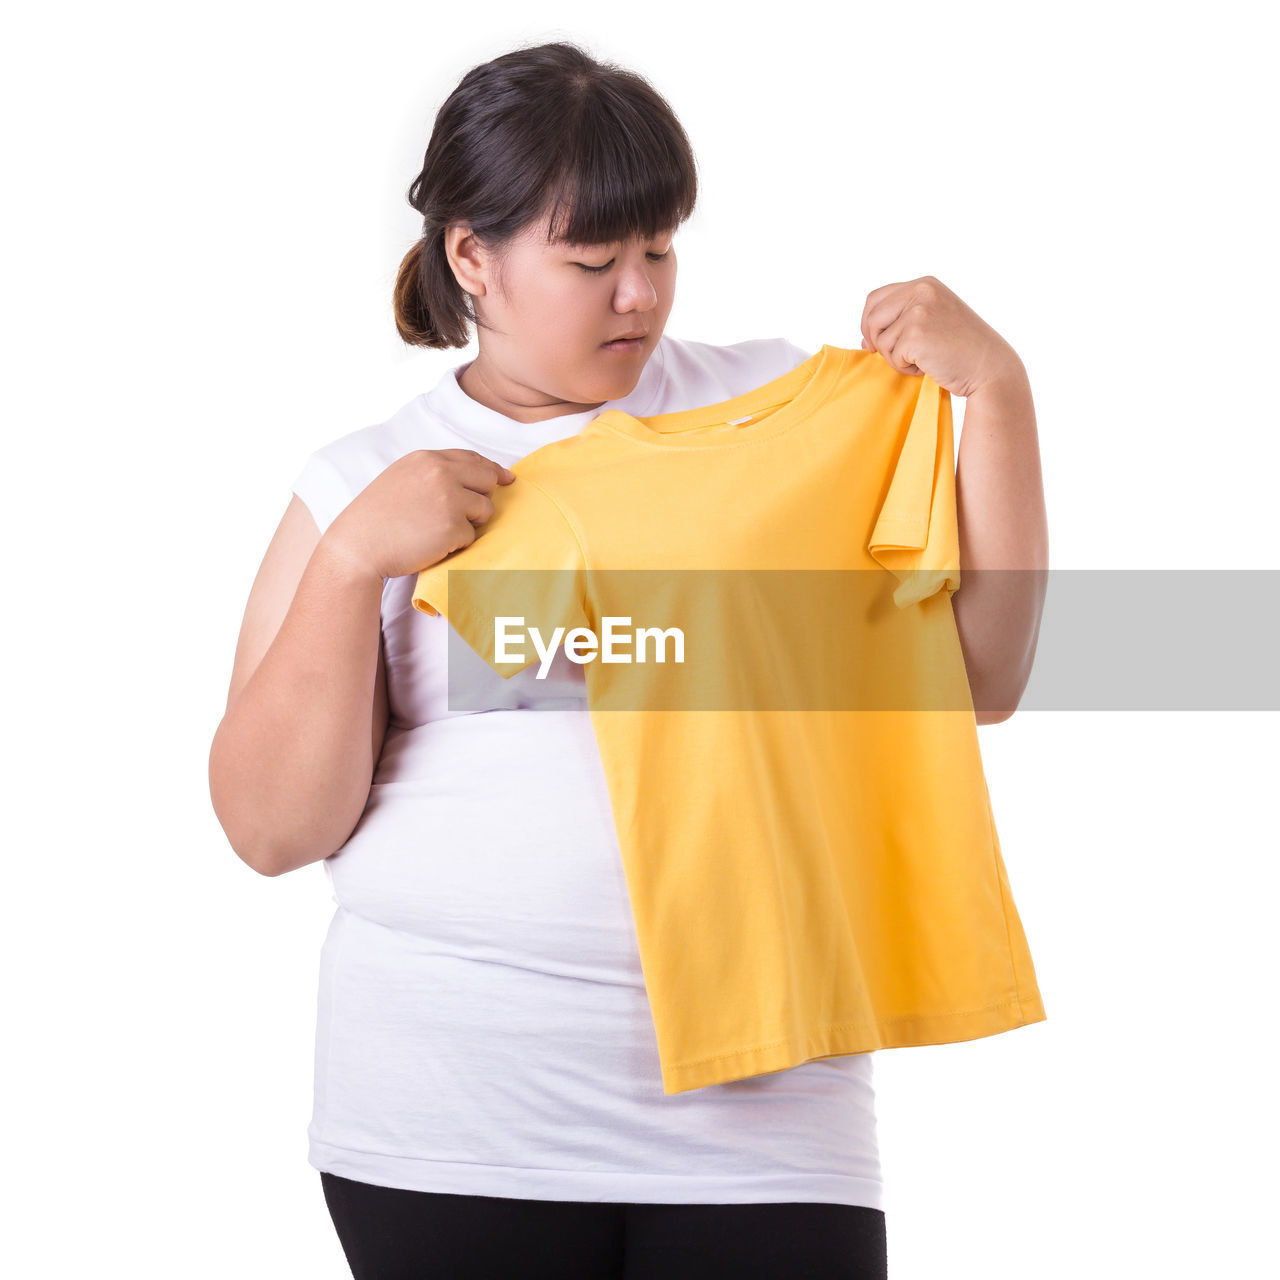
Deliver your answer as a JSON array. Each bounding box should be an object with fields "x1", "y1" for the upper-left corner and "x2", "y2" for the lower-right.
[{"x1": 210, "y1": 37, "x2": 1045, "y2": 1280}]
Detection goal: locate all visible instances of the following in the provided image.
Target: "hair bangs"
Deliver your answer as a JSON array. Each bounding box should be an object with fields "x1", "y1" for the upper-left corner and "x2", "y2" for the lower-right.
[{"x1": 539, "y1": 100, "x2": 696, "y2": 249}]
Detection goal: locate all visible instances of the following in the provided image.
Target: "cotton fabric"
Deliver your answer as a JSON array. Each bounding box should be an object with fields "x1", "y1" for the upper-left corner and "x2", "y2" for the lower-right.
[
  {"x1": 412, "y1": 344, "x2": 1047, "y2": 1094},
  {"x1": 290, "y1": 335, "x2": 886, "y2": 1206}
]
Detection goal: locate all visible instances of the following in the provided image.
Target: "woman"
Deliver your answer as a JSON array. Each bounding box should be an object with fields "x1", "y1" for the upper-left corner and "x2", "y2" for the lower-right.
[{"x1": 210, "y1": 38, "x2": 1044, "y2": 1280}]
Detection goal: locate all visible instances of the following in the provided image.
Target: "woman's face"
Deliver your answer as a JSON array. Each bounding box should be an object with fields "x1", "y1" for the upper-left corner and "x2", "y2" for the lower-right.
[{"x1": 445, "y1": 216, "x2": 677, "y2": 422}]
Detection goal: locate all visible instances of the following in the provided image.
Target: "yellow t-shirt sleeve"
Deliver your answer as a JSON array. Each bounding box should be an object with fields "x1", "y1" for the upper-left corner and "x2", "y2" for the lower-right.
[
  {"x1": 411, "y1": 475, "x2": 589, "y2": 678},
  {"x1": 868, "y1": 373, "x2": 962, "y2": 608}
]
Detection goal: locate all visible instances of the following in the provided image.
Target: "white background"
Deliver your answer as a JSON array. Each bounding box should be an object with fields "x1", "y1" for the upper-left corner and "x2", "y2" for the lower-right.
[{"x1": 5, "y1": 1, "x2": 1276, "y2": 1276}]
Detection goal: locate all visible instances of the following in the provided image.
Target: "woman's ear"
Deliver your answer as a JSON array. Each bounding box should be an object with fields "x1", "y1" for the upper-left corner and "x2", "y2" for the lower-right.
[{"x1": 443, "y1": 224, "x2": 487, "y2": 298}]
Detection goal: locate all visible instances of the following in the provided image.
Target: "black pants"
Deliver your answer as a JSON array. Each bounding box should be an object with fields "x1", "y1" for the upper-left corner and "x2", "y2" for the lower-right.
[{"x1": 321, "y1": 1171, "x2": 888, "y2": 1279}]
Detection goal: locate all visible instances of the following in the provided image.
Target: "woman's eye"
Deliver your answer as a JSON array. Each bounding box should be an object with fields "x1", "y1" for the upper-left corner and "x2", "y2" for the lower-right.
[{"x1": 576, "y1": 251, "x2": 671, "y2": 274}]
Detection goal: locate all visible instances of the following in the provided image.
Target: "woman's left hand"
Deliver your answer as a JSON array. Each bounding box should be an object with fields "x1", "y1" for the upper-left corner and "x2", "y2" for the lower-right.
[{"x1": 859, "y1": 275, "x2": 1023, "y2": 398}]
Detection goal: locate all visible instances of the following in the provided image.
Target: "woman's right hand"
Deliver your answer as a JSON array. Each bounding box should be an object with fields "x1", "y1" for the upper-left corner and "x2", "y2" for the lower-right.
[{"x1": 324, "y1": 449, "x2": 517, "y2": 581}]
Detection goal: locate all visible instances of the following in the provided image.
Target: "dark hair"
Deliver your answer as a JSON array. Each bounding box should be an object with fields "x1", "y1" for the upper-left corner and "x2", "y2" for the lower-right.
[{"x1": 393, "y1": 40, "x2": 699, "y2": 349}]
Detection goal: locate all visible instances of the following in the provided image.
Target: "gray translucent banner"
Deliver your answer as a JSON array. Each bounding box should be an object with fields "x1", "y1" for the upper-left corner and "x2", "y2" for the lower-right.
[{"x1": 437, "y1": 569, "x2": 1280, "y2": 712}]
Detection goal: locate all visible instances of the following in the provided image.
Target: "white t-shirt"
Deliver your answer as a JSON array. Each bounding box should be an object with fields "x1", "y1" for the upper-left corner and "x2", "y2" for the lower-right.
[{"x1": 290, "y1": 333, "x2": 885, "y2": 1208}]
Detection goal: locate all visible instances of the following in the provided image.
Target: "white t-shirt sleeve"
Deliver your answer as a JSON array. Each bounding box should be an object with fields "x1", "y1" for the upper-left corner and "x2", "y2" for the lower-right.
[
  {"x1": 779, "y1": 338, "x2": 816, "y2": 366},
  {"x1": 290, "y1": 449, "x2": 354, "y2": 537}
]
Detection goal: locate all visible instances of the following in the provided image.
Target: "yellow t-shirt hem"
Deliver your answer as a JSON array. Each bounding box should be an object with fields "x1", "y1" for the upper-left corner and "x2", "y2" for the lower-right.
[{"x1": 659, "y1": 989, "x2": 1048, "y2": 1095}]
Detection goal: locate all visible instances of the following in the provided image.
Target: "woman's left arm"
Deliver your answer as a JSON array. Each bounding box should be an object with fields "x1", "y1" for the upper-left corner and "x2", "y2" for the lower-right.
[{"x1": 860, "y1": 276, "x2": 1049, "y2": 724}]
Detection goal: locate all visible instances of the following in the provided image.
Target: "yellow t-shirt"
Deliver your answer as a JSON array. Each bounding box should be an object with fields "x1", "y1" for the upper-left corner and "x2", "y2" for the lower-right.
[{"x1": 412, "y1": 344, "x2": 1046, "y2": 1094}]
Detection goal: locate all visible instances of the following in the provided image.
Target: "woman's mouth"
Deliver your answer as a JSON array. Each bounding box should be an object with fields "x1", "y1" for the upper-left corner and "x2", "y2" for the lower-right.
[{"x1": 602, "y1": 337, "x2": 644, "y2": 353}]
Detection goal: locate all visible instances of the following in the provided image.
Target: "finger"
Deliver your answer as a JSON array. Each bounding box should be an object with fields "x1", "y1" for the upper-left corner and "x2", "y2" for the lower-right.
[
  {"x1": 443, "y1": 449, "x2": 515, "y2": 479},
  {"x1": 450, "y1": 452, "x2": 517, "y2": 492},
  {"x1": 873, "y1": 314, "x2": 922, "y2": 376},
  {"x1": 861, "y1": 292, "x2": 908, "y2": 356},
  {"x1": 462, "y1": 489, "x2": 497, "y2": 525},
  {"x1": 860, "y1": 282, "x2": 912, "y2": 352}
]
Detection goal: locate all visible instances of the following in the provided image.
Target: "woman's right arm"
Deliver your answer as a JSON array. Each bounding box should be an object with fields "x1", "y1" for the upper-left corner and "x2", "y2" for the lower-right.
[
  {"x1": 208, "y1": 495, "x2": 389, "y2": 878},
  {"x1": 208, "y1": 448, "x2": 515, "y2": 878}
]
